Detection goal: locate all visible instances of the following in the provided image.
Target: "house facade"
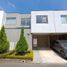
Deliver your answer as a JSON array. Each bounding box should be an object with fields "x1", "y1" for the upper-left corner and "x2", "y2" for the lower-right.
[
  {"x1": 31, "y1": 11, "x2": 67, "y2": 49},
  {"x1": 0, "y1": 10, "x2": 32, "y2": 50},
  {"x1": 0, "y1": 10, "x2": 67, "y2": 50}
]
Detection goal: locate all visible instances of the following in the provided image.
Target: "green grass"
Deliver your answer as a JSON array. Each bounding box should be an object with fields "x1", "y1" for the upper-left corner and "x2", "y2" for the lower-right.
[{"x1": 0, "y1": 50, "x2": 33, "y2": 60}]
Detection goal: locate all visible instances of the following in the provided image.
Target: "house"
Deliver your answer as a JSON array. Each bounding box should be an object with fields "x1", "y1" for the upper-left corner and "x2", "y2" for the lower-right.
[
  {"x1": 0, "y1": 10, "x2": 32, "y2": 50},
  {"x1": 31, "y1": 11, "x2": 67, "y2": 49},
  {"x1": 0, "y1": 10, "x2": 67, "y2": 50}
]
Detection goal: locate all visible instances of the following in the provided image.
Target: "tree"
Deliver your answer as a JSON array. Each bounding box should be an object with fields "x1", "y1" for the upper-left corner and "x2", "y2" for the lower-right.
[
  {"x1": 0, "y1": 26, "x2": 9, "y2": 53},
  {"x1": 16, "y1": 28, "x2": 28, "y2": 55}
]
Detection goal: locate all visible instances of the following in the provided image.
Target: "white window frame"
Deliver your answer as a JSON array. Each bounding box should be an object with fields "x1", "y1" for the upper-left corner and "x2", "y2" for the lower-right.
[{"x1": 6, "y1": 17, "x2": 16, "y2": 25}]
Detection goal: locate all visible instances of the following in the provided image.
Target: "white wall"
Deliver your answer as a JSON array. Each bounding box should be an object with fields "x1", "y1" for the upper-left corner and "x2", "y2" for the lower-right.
[
  {"x1": 31, "y1": 11, "x2": 55, "y2": 33},
  {"x1": 54, "y1": 11, "x2": 67, "y2": 33},
  {"x1": 0, "y1": 11, "x2": 5, "y2": 30},
  {"x1": 31, "y1": 11, "x2": 67, "y2": 34}
]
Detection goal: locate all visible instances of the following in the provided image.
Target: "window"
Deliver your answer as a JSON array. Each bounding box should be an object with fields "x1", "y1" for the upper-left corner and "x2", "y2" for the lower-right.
[
  {"x1": 61, "y1": 15, "x2": 67, "y2": 24},
  {"x1": 36, "y1": 15, "x2": 48, "y2": 23},
  {"x1": 33, "y1": 38, "x2": 37, "y2": 47},
  {"x1": 21, "y1": 18, "x2": 31, "y2": 27},
  {"x1": 6, "y1": 17, "x2": 16, "y2": 24}
]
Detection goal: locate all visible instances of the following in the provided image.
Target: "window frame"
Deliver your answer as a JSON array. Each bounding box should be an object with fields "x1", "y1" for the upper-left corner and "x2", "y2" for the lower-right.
[
  {"x1": 21, "y1": 18, "x2": 31, "y2": 27},
  {"x1": 61, "y1": 15, "x2": 67, "y2": 24},
  {"x1": 36, "y1": 15, "x2": 48, "y2": 23},
  {"x1": 6, "y1": 17, "x2": 16, "y2": 25}
]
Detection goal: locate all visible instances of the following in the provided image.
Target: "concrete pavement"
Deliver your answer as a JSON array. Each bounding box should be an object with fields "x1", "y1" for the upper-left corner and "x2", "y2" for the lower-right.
[
  {"x1": 0, "y1": 63, "x2": 67, "y2": 67},
  {"x1": 0, "y1": 50, "x2": 67, "y2": 67},
  {"x1": 33, "y1": 49, "x2": 67, "y2": 63},
  {"x1": 0, "y1": 49, "x2": 67, "y2": 67},
  {"x1": 33, "y1": 50, "x2": 42, "y2": 63}
]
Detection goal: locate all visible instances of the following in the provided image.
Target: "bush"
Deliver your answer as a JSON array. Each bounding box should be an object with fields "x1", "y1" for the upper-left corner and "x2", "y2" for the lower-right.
[
  {"x1": 15, "y1": 28, "x2": 28, "y2": 55},
  {"x1": 0, "y1": 50, "x2": 33, "y2": 60},
  {"x1": 6, "y1": 50, "x2": 33, "y2": 60},
  {"x1": 0, "y1": 26, "x2": 9, "y2": 53}
]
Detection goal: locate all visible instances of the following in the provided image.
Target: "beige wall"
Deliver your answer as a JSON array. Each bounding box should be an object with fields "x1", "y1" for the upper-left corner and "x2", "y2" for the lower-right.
[
  {"x1": 4, "y1": 13, "x2": 31, "y2": 28},
  {"x1": 5, "y1": 28, "x2": 32, "y2": 50},
  {"x1": 4, "y1": 13, "x2": 32, "y2": 50},
  {"x1": 5, "y1": 13, "x2": 20, "y2": 28},
  {"x1": 5, "y1": 29, "x2": 21, "y2": 50},
  {"x1": 24, "y1": 29, "x2": 32, "y2": 50}
]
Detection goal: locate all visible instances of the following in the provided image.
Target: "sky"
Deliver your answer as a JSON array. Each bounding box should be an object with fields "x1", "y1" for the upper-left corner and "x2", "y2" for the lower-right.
[{"x1": 0, "y1": 0, "x2": 67, "y2": 13}]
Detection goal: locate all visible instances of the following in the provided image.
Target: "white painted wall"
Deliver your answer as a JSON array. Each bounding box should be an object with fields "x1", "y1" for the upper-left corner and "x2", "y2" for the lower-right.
[
  {"x1": 31, "y1": 11, "x2": 67, "y2": 34},
  {"x1": 0, "y1": 11, "x2": 5, "y2": 30},
  {"x1": 31, "y1": 11, "x2": 55, "y2": 33},
  {"x1": 54, "y1": 11, "x2": 67, "y2": 33}
]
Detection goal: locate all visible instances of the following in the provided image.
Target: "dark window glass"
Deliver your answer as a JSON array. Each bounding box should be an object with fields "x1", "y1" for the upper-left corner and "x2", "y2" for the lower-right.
[
  {"x1": 21, "y1": 18, "x2": 31, "y2": 27},
  {"x1": 36, "y1": 15, "x2": 48, "y2": 23},
  {"x1": 61, "y1": 15, "x2": 67, "y2": 24}
]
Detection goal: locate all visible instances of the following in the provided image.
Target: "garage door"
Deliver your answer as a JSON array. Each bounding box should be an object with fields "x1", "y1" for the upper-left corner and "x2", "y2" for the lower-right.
[
  {"x1": 33, "y1": 35, "x2": 49, "y2": 48},
  {"x1": 37, "y1": 35, "x2": 49, "y2": 47}
]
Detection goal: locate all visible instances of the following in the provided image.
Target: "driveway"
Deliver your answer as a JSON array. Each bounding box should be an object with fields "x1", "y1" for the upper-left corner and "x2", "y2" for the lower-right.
[{"x1": 33, "y1": 49, "x2": 67, "y2": 63}]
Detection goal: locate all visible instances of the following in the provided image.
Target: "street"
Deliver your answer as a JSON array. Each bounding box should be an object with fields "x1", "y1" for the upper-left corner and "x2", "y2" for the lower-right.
[{"x1": 0, "y1": 62, "x2": 67, "y2": 67}]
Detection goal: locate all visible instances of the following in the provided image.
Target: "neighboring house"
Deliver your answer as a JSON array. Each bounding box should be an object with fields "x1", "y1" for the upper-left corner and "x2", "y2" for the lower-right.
[
  {"x1": 0, "y1": 10, "x2": 32, "y2": 50},
  {"x1": 5, "y1": 13, "x2": 32, "y2": 50},
  {"x1": 0, "y1": 10, "x2": 67, "y2": 50}
]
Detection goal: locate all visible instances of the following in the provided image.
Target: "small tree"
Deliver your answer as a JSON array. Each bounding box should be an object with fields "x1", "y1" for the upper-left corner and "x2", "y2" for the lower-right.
[
  {"x1": 0, "y1": 26, "x2": 9, "y2": 53},
  {"x1": 16, "y1": 28, "x2": 28, "y2": 55}
]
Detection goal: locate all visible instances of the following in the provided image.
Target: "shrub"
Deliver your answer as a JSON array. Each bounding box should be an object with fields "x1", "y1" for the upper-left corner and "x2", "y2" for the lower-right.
[
  {"x1": 0, "y1": 26, "x2": 9, "y2": 53},
  {"x1": 15, "y1": 28, "x2": 28, "y2": 55},
  {"x1": 6, "y1": 50, "x2": 33, "y2": 60},
  {"x1": 0, "y1": 50, "x2": 33, "y2": 60}
]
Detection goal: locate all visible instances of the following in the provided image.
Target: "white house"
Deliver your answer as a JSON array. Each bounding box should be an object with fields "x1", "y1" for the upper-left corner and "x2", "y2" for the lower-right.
[
  {"x1": 31, "y1": 11, "x2": 67, "y2": 49},
  {"x1": 31, "y1": 11, "x2": 67, "y2": 33}
]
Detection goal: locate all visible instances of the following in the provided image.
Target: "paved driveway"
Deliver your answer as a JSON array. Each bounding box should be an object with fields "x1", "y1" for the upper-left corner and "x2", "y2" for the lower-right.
[{"x1": 33, "y1": 49, "x2": 67, "y2": 63}]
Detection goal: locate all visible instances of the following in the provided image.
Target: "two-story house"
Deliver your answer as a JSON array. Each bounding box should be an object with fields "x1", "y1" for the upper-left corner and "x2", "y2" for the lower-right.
[
  {"x1": 31, "y1": 11, "x2": 67, "y2": 49},
  {"x1": 0, "y1": 10, "x2": 67, "y2": 50},
  {"x1": 0, "y1": 10, "x2": 32, "y2": 50}
]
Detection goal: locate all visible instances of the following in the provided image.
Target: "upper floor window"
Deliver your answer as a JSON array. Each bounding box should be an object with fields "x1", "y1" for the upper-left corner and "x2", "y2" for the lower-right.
[
  {"x1": 61, "y1": 15, "x2": 67, "y2": 24},
  {"x1": 36, "y1": 15, "x2": 48, "y2": 23},
  {"x1": 21, "y1": 18, "x2": 31, "y2": 27},
  {"x1": 6, "y1": 17, "x2": 16, "y2": 24}
]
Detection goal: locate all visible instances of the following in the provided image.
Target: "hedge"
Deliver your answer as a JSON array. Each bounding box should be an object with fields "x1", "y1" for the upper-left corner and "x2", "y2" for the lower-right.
[{"x1": 0, "y1": 50, "x2": 33, "y2": 60}]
